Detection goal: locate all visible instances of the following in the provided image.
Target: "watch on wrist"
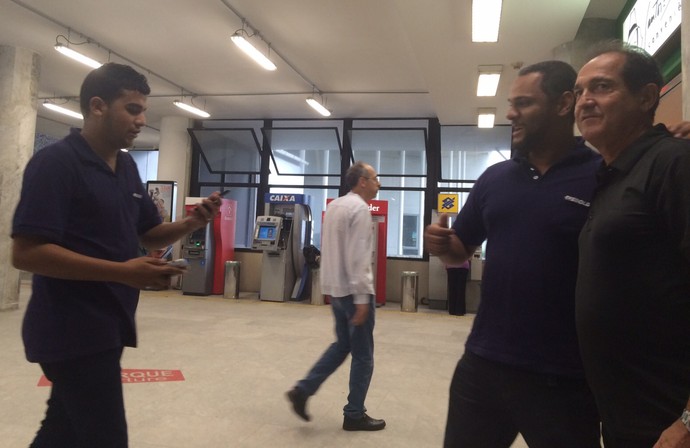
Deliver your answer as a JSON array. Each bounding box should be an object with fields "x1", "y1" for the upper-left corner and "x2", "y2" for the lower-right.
[{"x1": 681, "y1": 409, "x2": 690, "y2": 433}]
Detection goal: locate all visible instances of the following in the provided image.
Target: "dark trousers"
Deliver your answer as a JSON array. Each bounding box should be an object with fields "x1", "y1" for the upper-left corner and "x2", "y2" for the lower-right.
[
  {"x1": 31, "y1": 347, "x2": 128, "y2": 448},
  {"x1": 447, "y1": 268, "x2": 468, "y2": 315},
  {"x1": 444, "y1": 351, "x2": 601, "y2": 448},
  {"x1": 601, "y1": 427, "x2": 658, "y2": 448}
]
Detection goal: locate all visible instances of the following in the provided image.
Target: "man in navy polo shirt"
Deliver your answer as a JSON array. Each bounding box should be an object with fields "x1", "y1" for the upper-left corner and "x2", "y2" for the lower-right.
[
  {"x1": 12, "y1": 63, "x2": 223, "y2": 448},
  {"x1": 425, "y1": 60, "x2": 602, "y2": 447}
]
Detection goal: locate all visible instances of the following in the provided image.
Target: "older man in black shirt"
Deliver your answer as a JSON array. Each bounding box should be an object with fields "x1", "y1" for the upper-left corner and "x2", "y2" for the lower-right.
[{"x1": 574, "y1": 41, "x2": 690, "y2": 448}]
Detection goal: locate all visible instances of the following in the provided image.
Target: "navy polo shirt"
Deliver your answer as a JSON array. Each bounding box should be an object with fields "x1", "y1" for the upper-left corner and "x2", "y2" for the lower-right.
[
  {"x1": 12, "y1": 129, "x2": 161, "y2": 363},
  {"x1": 454, "y1": 140, "x2": 600, "y2": 377},
  {"x1": 576, "y1": 125, "x2": 690, "y2": 435}
]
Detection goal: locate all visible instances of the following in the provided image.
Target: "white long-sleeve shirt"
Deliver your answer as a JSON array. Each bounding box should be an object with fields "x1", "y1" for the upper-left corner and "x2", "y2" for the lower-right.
[{"x1": 320, "y1": 192, "x2": 374, "y2": 305}]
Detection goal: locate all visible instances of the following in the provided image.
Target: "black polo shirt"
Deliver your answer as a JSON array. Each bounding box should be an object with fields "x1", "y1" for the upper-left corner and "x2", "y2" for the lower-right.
[
  {"x1": 12, "y1": 129, "x2": 161, "y2": 363},
  {"x1": 576, "y1": 125, "x2": 690, "y2": 437},
  {"x1": 455, "y1": 140, "x2": 600, "y2": 377}
]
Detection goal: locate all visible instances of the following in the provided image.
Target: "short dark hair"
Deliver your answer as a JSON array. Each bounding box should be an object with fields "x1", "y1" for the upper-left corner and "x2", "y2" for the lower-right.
[
  {"x1": 518, "y1": 60, "x2": 577, "y2": 103},
  {"x1": 79, "y1": 63, "x2": 151, "y2": 116},
  {"x1": 585, "y1": 39, "x2": 662, "y2": 114},
  {"x1": 345, "y1": 161, "x2": 369, "y2": 190}
]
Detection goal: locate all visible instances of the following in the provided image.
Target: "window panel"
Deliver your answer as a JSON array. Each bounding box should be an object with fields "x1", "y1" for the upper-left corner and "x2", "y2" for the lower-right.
[
  {"x1": 262, "y1": 127, "x2": 342, "y2": 177},
  {"x1": 350, "y1": 128, "x2": 427, "y2": 176},
  {"x1": 377, "y1": 189, "x2": 425, "y2": 258},
  {"x1": 190, "y1": 128, "x2": 261, "y2": 174},
  {"x1": 129, "y1": 150, "x2": 159, "y2": 183},
  {"x1": 440, "y1": 125, "x2": 511, "y2": 182}
]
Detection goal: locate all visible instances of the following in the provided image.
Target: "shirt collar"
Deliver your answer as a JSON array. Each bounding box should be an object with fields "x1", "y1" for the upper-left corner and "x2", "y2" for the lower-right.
[
  {"x1": 66, "y1": 127, "x2": 123, "y2": 174},
  {"x1": 513, "y1": 137, "x2": 596, "y2": 171},
  {"x1": 605, "y1": 123, "x2": 670, "y2": 174}
]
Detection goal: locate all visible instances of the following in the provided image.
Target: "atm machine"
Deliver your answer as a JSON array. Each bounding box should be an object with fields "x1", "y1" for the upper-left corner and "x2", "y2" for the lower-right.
[
  {"x1": 179, "y1": 197, "x2": 236, "y2": 296},
  {"x1": 181, "y1": 222, "x2": 214, "y2": 295},
  {"x1": 253, "y1": 194, "x2": 312, "y2": 302}
]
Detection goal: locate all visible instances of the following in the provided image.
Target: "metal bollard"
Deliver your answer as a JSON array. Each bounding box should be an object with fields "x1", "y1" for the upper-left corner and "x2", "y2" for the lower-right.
[
  {"x1": 223, "y1": 261, "x2": 241, "y2": 299},
  {"x1": 401, "y1": 271, "x2": 419, "y2": 312},
  {"x1": 310, "y1": 268, "x2": 324, "y2": 305}
]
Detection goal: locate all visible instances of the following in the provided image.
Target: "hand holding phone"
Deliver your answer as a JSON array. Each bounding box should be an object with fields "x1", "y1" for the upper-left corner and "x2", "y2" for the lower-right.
[
  {"x1": 198, "y1": 190, "x2": 230, "y2": 214},
  {"x1": 167, "y1": 258, "x2": 189, "y2": 268}
]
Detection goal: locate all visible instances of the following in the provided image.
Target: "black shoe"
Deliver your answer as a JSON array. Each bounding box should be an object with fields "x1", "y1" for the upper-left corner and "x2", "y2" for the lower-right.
[
  {"x1": 342, "y1": 413, "x2": 386, "y2": 431},
  {"x1": 286, "y1": 387, "x2": 310, "y2": 421}
]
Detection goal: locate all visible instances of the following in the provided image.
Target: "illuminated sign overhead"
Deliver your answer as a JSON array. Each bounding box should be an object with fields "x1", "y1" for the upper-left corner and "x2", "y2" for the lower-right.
[
  {"x1": 264, "y1": 193, "x2": 308, "y2": 204},
  {"x1": 623, "y1": 0, "x2": 682, "y2": 56}
]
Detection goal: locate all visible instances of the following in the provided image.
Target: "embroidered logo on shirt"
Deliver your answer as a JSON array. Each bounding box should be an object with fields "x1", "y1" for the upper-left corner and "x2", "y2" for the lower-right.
[
  {"x1": 564, "y1": 195, "x2": 590, "y2": 207},
  {"x1": 132, "y1": 193, "x2": 142, "y2": 199}
]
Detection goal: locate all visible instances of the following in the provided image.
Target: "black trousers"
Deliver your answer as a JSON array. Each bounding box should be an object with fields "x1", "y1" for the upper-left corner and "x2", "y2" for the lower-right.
[
  {"x1": 601, "y1": 427, "x2": 659, "y2": 448},
  {"x1": 446, "y1": 268, "x2": 468, "y2": 315},
  {"x1": 31, "y1": 347, "x2": 128, "y2": 448},
  {"x1": 444, "y1": 351, "x2": 601, "y2": 448}
]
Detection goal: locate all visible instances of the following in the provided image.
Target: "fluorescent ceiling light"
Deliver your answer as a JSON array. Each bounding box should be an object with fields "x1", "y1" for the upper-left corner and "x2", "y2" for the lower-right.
[
  {"x1": 54, "y1": 43, "x2": 102, "y2": 69},
  {"x1": 477, "y1": 66, "x2": 502, "y2": 96},
  {"x1": 173, "y1": 100, "x2": 211, "y2": 118},
  {"x1": 478, "y1": 109, "x2": 496, "y2": 128},
  {"x1": 230, "y1": 33, "x2": 277, "y2": 71},
  {"x1": 306, "y1": 97, "x2": 331, "y2": 117},
  {"x1": 43, "y1": 101, "x2": 83, "y2": 120},
  {"x1": 472, "y1": 0, "x2": 502, "y2": 42},
  {"x1": 477, "y1": 73, "x2": 500, "y2": 96}
]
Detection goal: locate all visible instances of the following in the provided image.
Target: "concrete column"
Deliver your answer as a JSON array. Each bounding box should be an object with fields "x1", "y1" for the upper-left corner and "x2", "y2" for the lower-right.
[
  {"x1": 157, "y1": 115, "x2": 192, "y2": 257},
  {"x1": 0, "y1": 46, "x2": 40, "y2": 311},
  {"x1": 683, "y1": 0, "x2": 689, "y2": 120}
]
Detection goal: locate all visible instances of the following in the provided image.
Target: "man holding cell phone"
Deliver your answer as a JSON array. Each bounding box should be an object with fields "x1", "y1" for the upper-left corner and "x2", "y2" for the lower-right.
[{"x1": 11, "y1": 62, "x2": 223, "y2": 448}]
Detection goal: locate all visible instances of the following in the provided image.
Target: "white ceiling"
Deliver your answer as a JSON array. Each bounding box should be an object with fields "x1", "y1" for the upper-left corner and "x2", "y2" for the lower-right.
[{"x1": 0, "y1": 0, "x2": 628, "y2": 148}]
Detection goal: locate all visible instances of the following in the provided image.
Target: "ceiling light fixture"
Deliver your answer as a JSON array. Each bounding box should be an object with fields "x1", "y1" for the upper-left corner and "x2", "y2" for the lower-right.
[
  {"x1": 230, "y1": 29, "x2": 277, "y2": 71},
  {"x1": 173, "y1": 99, "x2": 211, "y2": 118},
  {"x1": 472, "y1": 0, "x2": 503, "y2": 42},
  {"x1": 221, "y1": 1, "x2": 333, "y2": 114},
  {"x1": 54, "y1": 42, "x2": 102, "y2": 69},
  {"x1": 477, "y1": 108, "x2": 496, "y2": 128},
  {"x1": 42, "y1": 100, "x2": 84, "y2": 120},
  {"x1": 306, "y1": 95, "x2": 331, "y2": 117},
  {"x1": 54, "y1": 34, "x2": 103, "y2": 68},
  {"x1": 49, "y1": 28, "x2": 204, "y2": 115},
  {"x1": 477, "y1": 65, "x2": 502, "y2": 96}
]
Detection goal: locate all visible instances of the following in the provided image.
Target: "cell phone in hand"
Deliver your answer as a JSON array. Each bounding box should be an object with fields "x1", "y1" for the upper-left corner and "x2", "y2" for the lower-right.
[{"x1": 167, "y1": 259, "x2": 189, "y2": 268}]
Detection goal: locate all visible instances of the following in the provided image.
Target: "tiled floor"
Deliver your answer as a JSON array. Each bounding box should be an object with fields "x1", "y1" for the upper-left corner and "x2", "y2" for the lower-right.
[{"x1": 1, "y1": 283, "x2": 528, "y2": 447}]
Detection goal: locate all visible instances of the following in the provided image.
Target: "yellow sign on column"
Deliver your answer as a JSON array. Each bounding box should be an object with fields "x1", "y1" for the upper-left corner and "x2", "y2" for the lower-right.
[{"x1": 437, "y1": 194, "x2": 459, "y2": 213}]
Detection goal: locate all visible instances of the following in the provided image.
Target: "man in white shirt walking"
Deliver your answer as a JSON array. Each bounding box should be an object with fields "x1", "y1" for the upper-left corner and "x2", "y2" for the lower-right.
[{"x1": 286, "y1": 161, "x2": 385, "y2": 432}]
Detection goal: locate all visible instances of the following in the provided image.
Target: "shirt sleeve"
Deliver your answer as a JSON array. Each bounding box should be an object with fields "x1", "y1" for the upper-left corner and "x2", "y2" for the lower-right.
[
  {"x1": 661, "y1": 148, "x2": 690, "y2": 261},
  {"x1": 345, "y1": 206, "x2": 374, "y2": 304},
  {"x1": 12, "y1": 150, "x2": 75, "y2": 242},
  {"x1": 454, "y1": 175, "x2": 488, "y2": 246}
]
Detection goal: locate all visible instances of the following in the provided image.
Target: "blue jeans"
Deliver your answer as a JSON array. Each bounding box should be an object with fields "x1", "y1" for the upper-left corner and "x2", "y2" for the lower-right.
[{"x1": 296, "y1": 295, "x2": 375, "y2": 419}]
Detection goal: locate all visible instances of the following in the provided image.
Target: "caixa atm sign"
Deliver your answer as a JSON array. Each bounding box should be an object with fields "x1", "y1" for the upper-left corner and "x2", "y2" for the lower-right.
[{"x1": 265, "y1": 193, "x2": 308, "y2": 204}]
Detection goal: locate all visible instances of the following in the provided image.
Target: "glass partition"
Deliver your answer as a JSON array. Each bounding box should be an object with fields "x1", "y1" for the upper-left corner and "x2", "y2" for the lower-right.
[{"x1": 440, "y1": 125, "x2": 511, "y2": 186}]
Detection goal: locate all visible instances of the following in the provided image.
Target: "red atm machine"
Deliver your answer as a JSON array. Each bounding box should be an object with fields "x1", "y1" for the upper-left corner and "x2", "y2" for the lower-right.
[
  {"x1": 183, "y1": 198, "x2": 237, "y2": 295},
  {"x1": 368, "y1": 199, "x2": 388, "y2": 306},
  {"x1": 325, "y1": 198, "x2": 387, "y2": 306}
]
